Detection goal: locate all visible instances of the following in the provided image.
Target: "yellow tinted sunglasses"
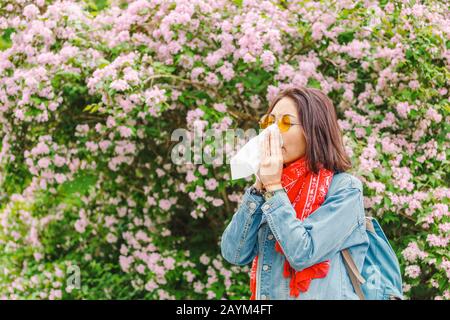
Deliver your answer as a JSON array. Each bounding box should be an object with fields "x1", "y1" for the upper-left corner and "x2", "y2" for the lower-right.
[{"x1": 258, "y1": 114, "x2": 301, "y2": 133}]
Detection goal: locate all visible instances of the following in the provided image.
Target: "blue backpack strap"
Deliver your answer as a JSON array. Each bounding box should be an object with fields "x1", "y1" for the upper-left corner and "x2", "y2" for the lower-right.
[
  {"x1": 365, "y1": 216, "x2": 376, "y2": 234},
  {"x1": 341, "y1": 217, "x2": 375, "y2": 300},
  {"x1": 341, "y1": 248, "x2": 366, "y2": 300}
]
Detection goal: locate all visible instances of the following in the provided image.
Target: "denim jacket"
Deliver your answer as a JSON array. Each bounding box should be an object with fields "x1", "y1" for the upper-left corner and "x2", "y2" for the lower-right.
[{"x1": 220, "y1": 172, "x2": 369, "y2": 300}]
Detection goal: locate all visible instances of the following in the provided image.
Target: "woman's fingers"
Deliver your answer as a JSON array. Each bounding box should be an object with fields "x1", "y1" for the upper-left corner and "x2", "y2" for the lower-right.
[
  {"x1": 269, "y1": 130, "x2": 274, "y2": 156},
  {"x1": 271, "y1": 129, "x2": 281, "y2": 158},
  {"x1": 259, "y1": 128, "x2": 283, "y2": 185},
  {"x1": 273, "y1": 130, "x2": 280, "y2": 156},
  {"x1": 276, "y1": 132, "x2": 282, "y2": 156},
  {"x1": 261, "y1": 130, "x2": 268, "y2": 161},
  {"x1": 265, "y1": 130, "x2": 270, "y2": 158}
]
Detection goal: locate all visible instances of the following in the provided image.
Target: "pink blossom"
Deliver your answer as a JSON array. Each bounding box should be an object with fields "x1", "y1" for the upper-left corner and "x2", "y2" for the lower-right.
[
  {"x1": 260, "y1": 50, "x2": 276, "y2": 68},
  {"x1": 189, "y1": 186, "x2": 206, "y2": 201},
  {"x1": 217, "y1": 62, "x2": 235, "y2": 81},
  {"x1": 183, "y1": 270, "x2": 195, "y2": 282},
  {"x1": 425, "y1": 107, "x2": 442, "y2": 123},
  {"x1": 31, "y1": 142, "x2": 50, "y2": 156},
  {"x1": 213, "y1": 103, "x2": 227, "y2": 113},
  {"x1": 405, "y1": 265, "x2": 421, "y2": 279},
  {"x1": 190, "y1": 67, "x2": 204, "y2": 81},
  {"x1": 37, "y1": 157, "x2": 50, "y2": 169},
  {"x1": 106, "y1": 233, "x2": 117, "y2": 243},
  {"x1": 106, "y1": 116, "x2": 116, "y2": 128},
  {"x1": 144, "y1": 86, "x2": 167, "y2": 105},
  {"x1": 408, "y1": 80, "x2": 420, "y2": 90},
  {"x1": 54, "y1": 173, "x2": 66, "y2": 184},
  {"x1": 396, "y1": 102, "x2": 413, "y2": 118},
  {"x1": 204, "y1": 73, "x2": 219, "y2": 86},
  {"x1": 145, "y1": 280, "x2": 158, "y2": 292},
  {"x1": 186, "y1": 170, "x2": 197, "y2": 183},
  {"x1": 205, "y1": 178, "x2": 218, "y2": 191},
  {"x1": 199, "y1": 254, "x2": 210, "y2": 265},
  {"x1": 159, "y1": 199, "x2": 172, "y2": 211},
  {"x1": 427, "y1": 234, "x2": 449, "y2": 247},
  {"x1": 402, "y1": 242, "x2": 428, "y2": 262},
  {"x1": 163, "y1": 257, "x2": 176, "y2": 270},
  {"x1": 54, "y1": 155, "x2": 66, "y2": 167},
  {"x1": 118, "y1": 126, "x2": 133, "y2": 138},
  {"x1": 99, "y1": 140, "x2": 111, "y2": 152},
  {"x1": 392, "y1": 167, "x2": 414, "y2": 192},
  {"x1": 23, "y1": 4, "x2": 40, "y2": 19},
  {"x1": 119, "y1": 255, "x2": 134, "y2": 273},
  {"x1": 75, "y1": 210, "x2": 88, "y2": 233},
  {"x1": 198, "y1": 165, "x2": 208, "y2": 175},
  {"x1": 110, "y1": 79, "x2": 129, "y2": 91}
]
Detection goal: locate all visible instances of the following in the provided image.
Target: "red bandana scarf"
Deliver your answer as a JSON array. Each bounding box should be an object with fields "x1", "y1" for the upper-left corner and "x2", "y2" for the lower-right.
[{"x1": 250, "y1": 155, "x2": 334, "y2": 299}]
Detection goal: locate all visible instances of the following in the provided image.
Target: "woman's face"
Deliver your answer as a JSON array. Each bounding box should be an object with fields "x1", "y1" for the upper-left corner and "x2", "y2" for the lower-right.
[{"x1": 269, "y1": 97, "x2": 307, "y2": 165}]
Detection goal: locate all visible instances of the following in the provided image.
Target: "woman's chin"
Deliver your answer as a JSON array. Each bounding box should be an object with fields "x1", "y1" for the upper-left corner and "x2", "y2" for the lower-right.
[{"x1": 282, "y1": 150, "x2": 289, "y2": 164}]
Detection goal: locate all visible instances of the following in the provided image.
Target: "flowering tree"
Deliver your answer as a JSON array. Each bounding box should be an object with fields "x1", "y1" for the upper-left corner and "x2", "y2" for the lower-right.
[{"x1": 0, "y1": 0, "x2": 448, "y2": 299}]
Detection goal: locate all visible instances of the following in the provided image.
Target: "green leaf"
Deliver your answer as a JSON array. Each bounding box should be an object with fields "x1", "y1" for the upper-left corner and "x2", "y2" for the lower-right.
[
  {"x1": 0, "y1": 28, "x2": 14, "y2": 51},
  {"x1": 337, "y1": 30, "x2": 355, "y2": 45},
  {"x1": 307, "y1": 78, "x2": 322, "y2": 89},
  {"x1": 58, "y1": 171, "x2": 98, "y2": 205},
  {"x1": 83, "y1": 103, "x2": 100, "y2": 113},
  {"x1": 233, "y1": 0, "x2": 243, "y2": 8}
]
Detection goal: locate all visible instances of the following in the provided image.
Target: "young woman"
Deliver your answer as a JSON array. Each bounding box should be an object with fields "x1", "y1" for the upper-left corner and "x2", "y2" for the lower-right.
[{"x1": 221, "y1": 86, "x2": 369, "y2": 300}]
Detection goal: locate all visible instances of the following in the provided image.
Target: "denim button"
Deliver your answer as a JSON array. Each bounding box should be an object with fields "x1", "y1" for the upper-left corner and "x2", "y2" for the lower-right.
[
  {"x1": 249, "y1": 202, "x2": 256, "y2": 210},
  {"x1": 262, "y1": 204, "x2": 270, "y2": 211},
  {"x1": 267, "y1": 234, "x2": 274, "y2": 240},
  {"x1": 261, "y1": 294, "x2": 267, "y2": 300},
  {"x1": 263, "y1": 264, "x2": 269, "y2": 271}
]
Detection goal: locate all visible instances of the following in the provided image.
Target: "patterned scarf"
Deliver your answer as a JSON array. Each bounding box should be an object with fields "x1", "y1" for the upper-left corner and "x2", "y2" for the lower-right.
[{"x1": 250, "y1": 155, "x2": 335, "y2": 299}]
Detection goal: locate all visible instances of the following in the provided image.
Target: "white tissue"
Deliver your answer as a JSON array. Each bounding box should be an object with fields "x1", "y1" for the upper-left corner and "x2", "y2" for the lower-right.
[{"x1": 230, "y1": 123, "x2": 283, "y2": 180}]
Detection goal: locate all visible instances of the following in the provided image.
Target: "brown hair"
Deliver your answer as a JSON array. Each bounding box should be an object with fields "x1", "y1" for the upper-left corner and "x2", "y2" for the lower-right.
[{"x1": 267, "y1": 86, "x2": 352, "y2": 174}]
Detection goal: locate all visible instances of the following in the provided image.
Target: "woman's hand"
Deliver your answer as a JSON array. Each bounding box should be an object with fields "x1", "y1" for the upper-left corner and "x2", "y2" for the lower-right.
[
  {"x1": 253, "y1": 173, "x2": 264, "y2": 191},
  {"x1": 259, "y1": 129, "x2": 283, "y2": 191}
]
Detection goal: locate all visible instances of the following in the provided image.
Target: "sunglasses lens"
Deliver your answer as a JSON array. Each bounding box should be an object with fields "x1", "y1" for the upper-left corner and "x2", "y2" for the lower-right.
[
  {"x1": 259, "y1": 114, "x2": 274, "y2": 129},
  {"x1": 279, "y1": 115, "x2": 291, "y2": 132},
  {"x1": 259, "y1": 115, "x2": 268, "y2": 129}
]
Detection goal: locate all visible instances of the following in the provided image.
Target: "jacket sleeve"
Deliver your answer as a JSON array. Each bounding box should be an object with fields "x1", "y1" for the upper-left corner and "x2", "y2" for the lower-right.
[
  {"x1": 261, "y1": 176, "x2": 366, "y2": 271},
  {"x1": 220, "y1": 186, "x2": 264, "y2": 266}
]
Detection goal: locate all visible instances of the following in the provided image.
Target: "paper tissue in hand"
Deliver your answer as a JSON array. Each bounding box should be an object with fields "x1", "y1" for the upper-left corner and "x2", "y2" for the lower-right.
[{"x1": 229, "y1": 123, "x2": 283, "y2": 180}]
